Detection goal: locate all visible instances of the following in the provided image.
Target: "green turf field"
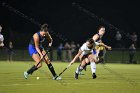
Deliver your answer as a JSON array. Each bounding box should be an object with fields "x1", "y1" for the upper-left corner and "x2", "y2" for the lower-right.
[{"x1": 0, "y1": 61, "x2": 140, "y2": 93}]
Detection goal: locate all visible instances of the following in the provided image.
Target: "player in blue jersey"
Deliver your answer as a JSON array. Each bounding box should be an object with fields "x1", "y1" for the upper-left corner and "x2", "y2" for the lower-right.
[
  {"x1": 24, "y1": 24, "x2": 61, "y2": 80},
  {"x1": 92, "y1": 26, "x2": 111, "y2": 63}
]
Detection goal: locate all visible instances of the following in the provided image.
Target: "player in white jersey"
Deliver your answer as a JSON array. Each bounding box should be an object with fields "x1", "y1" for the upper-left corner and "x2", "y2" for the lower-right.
[
  {"x1": 80, "y1": 26, "x2": 111, "y2": 74},
  {"x1": 70, "y1": 38, "x2": 99, "y2": 79},
  {"x1": 0, "y1": 25, "x2": 4, "y2": 47}
]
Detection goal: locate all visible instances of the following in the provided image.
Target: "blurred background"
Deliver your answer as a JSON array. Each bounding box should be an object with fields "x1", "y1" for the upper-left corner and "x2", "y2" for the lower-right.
[{"x1": 0, "y1": 0, "x2": 139, "y2": 63}]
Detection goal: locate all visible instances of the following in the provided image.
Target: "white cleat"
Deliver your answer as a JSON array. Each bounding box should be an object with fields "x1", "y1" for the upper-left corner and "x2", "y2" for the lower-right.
[
  {"x1": 56, "y1": 76, "x2": 62, "y2": 80},
  {"x1": 24, "y1": 71, "x2": 29, "y2": 79}
]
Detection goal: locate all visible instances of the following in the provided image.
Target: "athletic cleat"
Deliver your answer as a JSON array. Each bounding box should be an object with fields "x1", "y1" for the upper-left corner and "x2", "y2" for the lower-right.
[
  {"x1": 55, "y1": 76, "x2": 62, "y2": 80},
  {"x1": 92, "y1": 73, "x2": 97, "y2": 79},
  {"x1": 24, "y1": 71, "x2": 29, "y2": 79},
  {"x1": 52, "y1": 75, "x2": 62, "y2": 80},
  {"x1": 75, "y1": 72, "x2": 78, "y2": 79}
]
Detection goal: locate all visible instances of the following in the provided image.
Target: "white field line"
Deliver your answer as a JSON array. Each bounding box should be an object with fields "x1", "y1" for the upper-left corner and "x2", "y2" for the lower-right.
[{"x1": 1, "y1": 81, "x2": 139, "y2": 87}]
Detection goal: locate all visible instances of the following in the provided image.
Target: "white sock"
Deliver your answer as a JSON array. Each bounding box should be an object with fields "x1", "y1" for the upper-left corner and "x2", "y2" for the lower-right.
[
  {"x1": 76, "y1": 66, "x2": 83, "y2": 73},
  {"x1": 90, "y1": 62, "x2": 96, "y2": 74}
]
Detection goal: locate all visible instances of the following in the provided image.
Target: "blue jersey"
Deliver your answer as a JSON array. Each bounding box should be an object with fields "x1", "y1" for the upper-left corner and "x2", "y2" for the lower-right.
[
  {"x1": 28, "y1": 31, "x2": 45, "y2": 56},
  {"x1": 96, "y1": 33, "x2": 102, "y2": 43},
  {"x1": 29, "y1": 31, "x2": 45, "y2": 47},
  {"x1": 92, "y1": 33, "x2": 102, "y2": 55}
]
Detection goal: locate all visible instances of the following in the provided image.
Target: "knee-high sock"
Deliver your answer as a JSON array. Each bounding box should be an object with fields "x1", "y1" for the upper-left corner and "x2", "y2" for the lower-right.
[
  {"x1": 27, "y1": 65, "x2": 38, "y2": 74},
  {"x1": 83, "y1": 63, "x2": 87, "y2": 70},
  {"x1": 47, "y1": 63, "x2": 57, "y2": 77},
  {"x1": 75, "y1": 65, "x2": 84, "y2": 74},
  {"x1": 90, "y1": 62, "x2": 96, "y2": 74}
]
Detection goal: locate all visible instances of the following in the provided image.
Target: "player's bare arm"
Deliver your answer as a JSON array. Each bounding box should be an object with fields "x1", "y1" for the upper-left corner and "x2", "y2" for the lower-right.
[
  {"x1": 70, "y1": 50, "x2": 83, "y2": 64},
  {"x1": 34, "y1": 33, "x2": 43, "y2": 58},
  {"x1": 92, "y1": 34, "x2": 99, "y2": 41},
  {"x1": 100, "y1": 43, "x2": 112, "y2": 50},
  {"x1": 46, "y1": 32, "x2": 53, "y2": 47}
]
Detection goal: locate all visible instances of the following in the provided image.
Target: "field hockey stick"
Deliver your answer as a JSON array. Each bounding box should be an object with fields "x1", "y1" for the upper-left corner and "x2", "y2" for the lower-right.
[
  {"x1": 35, "y1": 50, "x2": 49, "y2": 67},
  {"x1": 55, "y1": 63, "x2": 72, "y2": 79}
]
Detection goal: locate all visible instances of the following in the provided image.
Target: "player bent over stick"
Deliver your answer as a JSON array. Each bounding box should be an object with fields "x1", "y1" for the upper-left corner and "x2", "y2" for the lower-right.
[
  {"x1": 70, "y1": 38, "x2": 100, "y2": 79},
  {"x1": 80, "y1": 26, "x2": 111, "y2": 74},
  {"x1": 24, "y1": 24, "x2": 61, "y2": 80}
]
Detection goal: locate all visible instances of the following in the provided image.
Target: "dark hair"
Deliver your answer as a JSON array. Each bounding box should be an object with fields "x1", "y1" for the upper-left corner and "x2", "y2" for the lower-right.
[
  {"x1": 87, "y1": 38, "x2": 94, "y2": 44},
  {"x1": 98, "y1": 26, "x2": 105, "y2": 31},
  {"x1": 40, "y1": 24, "x2": 48, "y2": 32}
]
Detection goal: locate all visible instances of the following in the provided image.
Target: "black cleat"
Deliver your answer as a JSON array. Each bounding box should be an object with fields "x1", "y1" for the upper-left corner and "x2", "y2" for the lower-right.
[
  {"x1": 75, "y1": 72, "x2": 79, "y2": 79},
  {"x1": 92, "y1": 73, "x2": 97, "y2": 79}
]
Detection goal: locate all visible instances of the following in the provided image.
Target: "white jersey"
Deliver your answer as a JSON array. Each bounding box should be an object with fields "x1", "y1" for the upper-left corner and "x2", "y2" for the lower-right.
[
  {"x1": 0, "y1": 33, "x2": 4, "y2": 47},
  {"x1": 0, "y1": 33, "x2": 4, "y2": 42},
  {"x1": 80, "y1": 43, "x2": 94, "y2": 56}
]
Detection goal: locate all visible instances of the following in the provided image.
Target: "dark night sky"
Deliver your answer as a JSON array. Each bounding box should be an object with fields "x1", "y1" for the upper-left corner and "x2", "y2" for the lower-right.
[{"x1": 0, "y1": 0, "x2": 140, "y2": 48}]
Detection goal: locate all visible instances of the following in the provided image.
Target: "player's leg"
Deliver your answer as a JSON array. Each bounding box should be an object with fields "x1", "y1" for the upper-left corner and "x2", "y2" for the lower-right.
[
  {"x1": 88, "y1": 54, "x2": 97, "y2": 79},
  {"x1": 24, "y1": 53, "x2": 42, "y2": 79},
  {"x1": 81, "y1": 49, "x2": 97, "y2": 73},
  {"x1": 42, "y1": 50, "x2": 61, "y2": 80},
  {"x1": 75, "y1": 56, "x2": 89, "y2": 79},
  {"x1": 78, "y1": 55, "x2": 87, "y2": 74},
  {"x1": 98, "y1": 50, "x2": 104, "y2": 63},
  {"x1": 97, "y1": 46, "x2": 106, "y2": 64},
  {"x1": 24, "y1": 45, "x2": 42, "y2": 79},
  {"x1": 102, "y1": 48, "x2": 106, "y2": 63}
]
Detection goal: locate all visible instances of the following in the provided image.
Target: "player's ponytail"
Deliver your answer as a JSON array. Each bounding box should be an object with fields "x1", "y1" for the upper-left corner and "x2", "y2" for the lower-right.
[{"x1": 40, "y1": 24, "x2": 48, "y2": 32}]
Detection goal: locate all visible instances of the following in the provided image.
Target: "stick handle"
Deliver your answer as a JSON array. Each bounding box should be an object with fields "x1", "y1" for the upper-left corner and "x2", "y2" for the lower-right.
[
  {"x1": 36, "y1": 52, "x2": 48, "y2": 67},
  {"x1": 58, "y1": 63, "x2": 71, "y2": 76}
]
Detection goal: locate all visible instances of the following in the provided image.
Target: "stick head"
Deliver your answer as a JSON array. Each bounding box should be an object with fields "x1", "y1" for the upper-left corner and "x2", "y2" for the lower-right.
[{"x1": 53, "y1": 76, "x2": 62, "y2": 80}]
